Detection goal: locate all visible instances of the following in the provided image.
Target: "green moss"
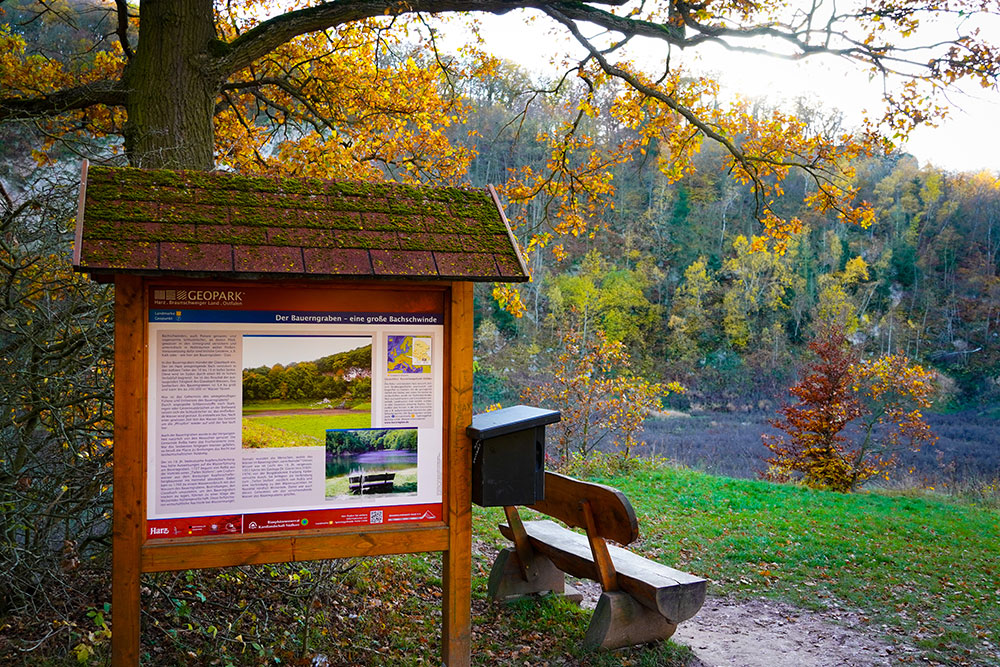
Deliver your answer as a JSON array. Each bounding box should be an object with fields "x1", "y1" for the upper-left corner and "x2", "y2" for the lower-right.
[
  {"x1": 201, "y1": 189, "x2": 270, "y2": 207},
  {"x1": 229, "y1": 209, "x2": 269, "y2": 227},
  {"x1": 83, "y1": 169, "x2": 517, "y2": 266},
  {"x1": 197, "y1": 225, "x2": 267, "y2": 245},
  {"x1": 159, "y1": 204, "x2": 228, "y2": 225},
  {"x1": 149, "y1": 187, "x2": 198, "y2": 204},
  {"x1": 398, "y1": 233, "x2": 466, "y2": 252},
  {"x1": 272, "y1": 194, "x2": 328, "y2": 210},
  {"x1": 448, "y1": 200, "x2": 498, "y2": 220},
  {"x1": 83, "y1": 219, "x2": 118, "y2": 238}
]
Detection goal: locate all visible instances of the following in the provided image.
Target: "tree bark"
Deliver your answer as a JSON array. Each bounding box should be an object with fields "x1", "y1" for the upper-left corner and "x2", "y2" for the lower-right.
[{"x1": 123, "y1": 0, "x2": 218, "y2": 170}]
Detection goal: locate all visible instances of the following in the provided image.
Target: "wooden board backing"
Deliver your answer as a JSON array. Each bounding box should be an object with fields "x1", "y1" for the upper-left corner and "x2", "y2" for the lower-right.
[
  {"x1": 529, "y1": 472, "x2": 639, "y2": 546},
  {"x1": 108, "y1": 276, "x2": 475, "y2": 666},
  {"x1": 142, "y1": 524, "x2": 450, "y2": 572}
]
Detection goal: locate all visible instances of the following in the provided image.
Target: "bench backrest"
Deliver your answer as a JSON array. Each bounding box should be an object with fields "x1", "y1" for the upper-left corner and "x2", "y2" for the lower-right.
[{"x1": 527, "y1": 472, "x2": 638, "y2": 546}]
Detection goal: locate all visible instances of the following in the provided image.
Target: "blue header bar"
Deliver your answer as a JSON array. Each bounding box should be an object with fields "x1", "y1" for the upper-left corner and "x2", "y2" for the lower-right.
[{"x1": 150, "y1": 310, "x2": 443, "y2": 325}]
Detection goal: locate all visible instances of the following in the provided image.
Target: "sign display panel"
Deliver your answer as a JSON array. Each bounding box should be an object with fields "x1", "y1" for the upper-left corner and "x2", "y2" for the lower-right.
[{"x1": 145, "y1": 285, "x2": 444, "y2": 540}]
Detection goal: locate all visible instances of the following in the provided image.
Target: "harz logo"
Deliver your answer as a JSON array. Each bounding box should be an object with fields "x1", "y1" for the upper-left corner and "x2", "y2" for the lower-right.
[{"x1": 149, "y1": 527, "x2": 170, "y2": 535}]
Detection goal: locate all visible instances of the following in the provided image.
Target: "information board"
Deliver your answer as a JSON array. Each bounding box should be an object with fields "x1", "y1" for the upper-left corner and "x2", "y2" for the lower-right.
[{"x1": 145, "y1": 284, "x2": 444, "y2": 540}]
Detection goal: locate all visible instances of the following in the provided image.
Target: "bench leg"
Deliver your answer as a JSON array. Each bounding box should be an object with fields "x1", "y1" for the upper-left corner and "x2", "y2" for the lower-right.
[
  {"x1": 584, "y1": 591, "x2": 678, "y2": 650},
  {"x1": 487, "y1": 548, "x2": 581, "y2": 602}
]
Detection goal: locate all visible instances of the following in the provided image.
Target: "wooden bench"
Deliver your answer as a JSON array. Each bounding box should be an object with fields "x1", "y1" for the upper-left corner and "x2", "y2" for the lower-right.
[
  {"x1": 488, "y1": 471, "x2": 707, "y2": 650},
  {"x1": 348, "y1": 471, "x2": 395, "y2": 495}
]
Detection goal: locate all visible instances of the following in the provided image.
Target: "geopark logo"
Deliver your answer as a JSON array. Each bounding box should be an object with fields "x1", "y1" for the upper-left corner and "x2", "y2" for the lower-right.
[{"x1": 154, "y1": 288, "x2": 245, "y2": 306}]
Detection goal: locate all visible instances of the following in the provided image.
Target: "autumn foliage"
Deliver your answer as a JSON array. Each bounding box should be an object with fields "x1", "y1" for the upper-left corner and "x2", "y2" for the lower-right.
[
  {"x1": 763, "y1": 328, "x2": 936, "y2": 492},
  {"x1": 522, "y1": 330, "x2": 682, "y2": 465}
]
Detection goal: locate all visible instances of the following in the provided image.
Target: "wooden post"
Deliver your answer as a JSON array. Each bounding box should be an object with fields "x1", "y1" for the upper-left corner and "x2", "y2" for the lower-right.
[
  {"x1": 111, "y1": 275, "x2": 146, "y2": 666},
  {"x1": 442, "y1": 282, "x2": 473, "y2": 666}
]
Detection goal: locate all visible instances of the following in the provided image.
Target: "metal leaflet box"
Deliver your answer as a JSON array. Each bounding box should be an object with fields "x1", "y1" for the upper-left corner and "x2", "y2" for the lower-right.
[{"x1": 466, "y1": 405, "x2": 560, "y2": 507}]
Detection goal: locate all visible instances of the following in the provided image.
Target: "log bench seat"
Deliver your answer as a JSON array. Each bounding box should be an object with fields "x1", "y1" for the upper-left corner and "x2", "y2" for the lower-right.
[
  {"x1": 488, "y1": 472, "x2": 707, "y2": 649},
  {"x1": 348, "y1": 471, "x2": 395, "y2": 495}
]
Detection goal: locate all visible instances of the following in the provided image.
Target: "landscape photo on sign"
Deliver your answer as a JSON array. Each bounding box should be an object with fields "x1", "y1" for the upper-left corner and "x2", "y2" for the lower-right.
[
  {"x1": 324, "y1": 428, "x2": 419, "y2": 498},
  {"x1": 240, "y1": 335, "x2": 373, "y2": 448},
  {"x1": 387, "y1": 335, "x2": 432, "y2": 373}
]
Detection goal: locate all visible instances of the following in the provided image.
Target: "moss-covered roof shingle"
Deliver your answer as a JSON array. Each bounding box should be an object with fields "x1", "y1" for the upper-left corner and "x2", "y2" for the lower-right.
[{"x1": 73, "y1": 163, "x2": 528, "y2": 282}]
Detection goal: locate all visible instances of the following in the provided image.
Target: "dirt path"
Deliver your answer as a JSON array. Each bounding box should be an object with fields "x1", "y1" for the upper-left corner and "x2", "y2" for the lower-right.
[
  {"x1": 475, "y1": 539, "x2": 913, "y2": 666},
  {"x1": 568, "y1": 578, "x2": 911, "y2": 666},
  {"x1": 673, "y1": 596, "x2": 915, "y2": 667},
  {"x1": 245, "y1": 407, "x2": 360, "y2": 417}
]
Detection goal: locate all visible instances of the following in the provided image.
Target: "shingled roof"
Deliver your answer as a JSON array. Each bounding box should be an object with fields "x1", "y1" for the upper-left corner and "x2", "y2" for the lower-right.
[{"x1": 73, "y1": 162, "x2": 528, "y2": 282}]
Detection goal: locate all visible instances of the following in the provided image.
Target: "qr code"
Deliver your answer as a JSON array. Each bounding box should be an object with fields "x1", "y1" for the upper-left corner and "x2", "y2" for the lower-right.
[{"x1": 369, "y1": 510, "x2": 384, "y2": 524}]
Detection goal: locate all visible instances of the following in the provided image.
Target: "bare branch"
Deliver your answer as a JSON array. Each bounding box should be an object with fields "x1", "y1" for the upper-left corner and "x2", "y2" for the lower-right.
[
  {"x1": 0, "y1": 80, "x2": 125, "y2": 123},
  {"x1": 115, "y1": 0, "x2": 133, "y2": 60}
]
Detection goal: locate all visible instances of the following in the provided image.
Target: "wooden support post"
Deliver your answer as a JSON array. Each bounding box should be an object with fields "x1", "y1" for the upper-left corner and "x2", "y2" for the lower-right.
[
  {"x1": 442, "y1": 282, "x2": 473, "y2": 666},
  {"x1": 585, "y1": 591, "x2": 678, "y2": 650},
  {"x1": 503, "y1": 505, "x2": 539, "y2": 581},
  {"x1": 581, "y1": 499, "x2": 618, "y2": 592},
  {"x1": 486, "y1": 547, "x2": 575, "y2": 602},
  {"x1": 111, "y1": 275, "x2": 145, "y2": 666}
]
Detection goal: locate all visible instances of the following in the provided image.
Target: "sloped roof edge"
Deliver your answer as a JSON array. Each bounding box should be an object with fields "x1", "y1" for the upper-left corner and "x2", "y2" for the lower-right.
[{"x1": 74, "y1": 161, "x2": 528, "y2": 284}]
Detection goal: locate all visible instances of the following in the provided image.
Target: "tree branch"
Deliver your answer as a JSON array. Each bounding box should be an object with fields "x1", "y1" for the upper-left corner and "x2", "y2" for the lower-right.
[
  {"x1": 0, "y1": 80, "x2": 125, "y2": 123},
  {"x1": 114, "y1": 0, "x2": 133, "y2": 60},
  {"x1": 210, "y1": 0, "x2": 684, "y2": 78}
]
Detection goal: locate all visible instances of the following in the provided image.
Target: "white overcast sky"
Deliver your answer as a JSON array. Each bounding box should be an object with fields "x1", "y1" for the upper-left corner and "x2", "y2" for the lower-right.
[
  {"x1": 455, "y1": 10, "x2": 1000, "y2": 174},
  {"x1": 242, "y1": 335, "x2": 370, "y2": 369}
]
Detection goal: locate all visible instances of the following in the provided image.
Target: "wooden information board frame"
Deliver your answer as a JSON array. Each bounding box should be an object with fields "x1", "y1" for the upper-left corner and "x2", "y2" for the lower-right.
[{"x1": 110, "y1": 275, "x2": 474, "y2": 666}]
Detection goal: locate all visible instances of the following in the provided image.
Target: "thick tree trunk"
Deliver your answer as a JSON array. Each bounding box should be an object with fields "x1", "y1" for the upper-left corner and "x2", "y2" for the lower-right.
[{"x1": 123, "y1": 0, "x2": 218, "y2": 170}]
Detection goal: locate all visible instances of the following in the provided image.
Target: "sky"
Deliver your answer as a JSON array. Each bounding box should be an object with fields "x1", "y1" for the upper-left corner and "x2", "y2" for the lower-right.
[
  {"x1": 242, "y1": 335, "x2": 371, "y2": 369},
  {"x1": 461, "y1": 10, "x2": 1000, "y2": 174}
]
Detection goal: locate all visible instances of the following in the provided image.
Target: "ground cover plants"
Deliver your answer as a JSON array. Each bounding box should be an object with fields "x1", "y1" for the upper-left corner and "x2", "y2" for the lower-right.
[
  {"x1": 247, "y1": 412, "x2": 372, "y2": 441},
  {"x1": 11, "y1": 462, "x2": 996, "y2": 665},
  {"x1": 605, "y1": 467, "x2": 1000, "y2": 666},
  {"x1": 240, "y1": 400, "x2": 373, "y2": 447},
  {"x1": 322, "y1": 467, "x2": 418, "y2": 497}
]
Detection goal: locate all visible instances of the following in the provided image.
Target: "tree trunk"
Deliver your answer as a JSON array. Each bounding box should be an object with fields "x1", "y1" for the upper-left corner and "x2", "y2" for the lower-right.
[{"x1": 123, "y1": 0, "x2": 218, "y2": 170}]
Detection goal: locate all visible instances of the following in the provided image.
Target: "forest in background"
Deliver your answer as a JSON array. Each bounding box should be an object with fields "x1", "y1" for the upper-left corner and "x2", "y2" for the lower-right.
[
  {"x1": 3, "y1": 0, "x2": 999, "y2": 483},
  {"x1": 242, "y1": 344, "x2": 373, "y2": 403},
  {"x1": 3, "y1": 0, "x2": 999, "y2": 479},
  {"x1": 2, "y1": 1, "x2": 999, "y2": 663},
  {"x1": 455, "y1": 69, "x2": 1000, "y2": 413}
]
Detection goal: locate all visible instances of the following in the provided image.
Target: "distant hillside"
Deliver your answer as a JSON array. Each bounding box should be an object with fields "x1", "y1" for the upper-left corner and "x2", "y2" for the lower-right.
[{"x1": 243, "y1": 344, "x2": 372, "y2": 402}]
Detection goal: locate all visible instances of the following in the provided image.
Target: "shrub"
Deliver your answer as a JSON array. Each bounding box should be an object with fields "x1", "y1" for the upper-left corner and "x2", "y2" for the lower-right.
[
  {"x1": 522, "y1": 331, "x2": 682, "y2": 465},
  {"x1": 762, "y1": 327, "x2": 936, "y2": 492}
]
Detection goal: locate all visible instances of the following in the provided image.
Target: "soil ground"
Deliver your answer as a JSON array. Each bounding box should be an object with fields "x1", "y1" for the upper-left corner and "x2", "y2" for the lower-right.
[
  {"x1": 244, "y1": 407, "x2": 360, "y2": 417},
  {"x1": 673, "y1": 596, "x2": 913, "y2": 667},
  {"x1": 568, "y1": 578, "x2": 914, "y2": 666}
]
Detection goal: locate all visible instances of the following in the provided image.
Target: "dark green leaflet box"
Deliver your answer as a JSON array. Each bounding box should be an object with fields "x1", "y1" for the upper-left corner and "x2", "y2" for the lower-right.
[{"x1": 467, "y1": 405, "x2": 560, "y2": 507}]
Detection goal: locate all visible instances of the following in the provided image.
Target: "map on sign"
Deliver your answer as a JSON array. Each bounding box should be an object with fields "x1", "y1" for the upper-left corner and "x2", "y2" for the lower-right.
[{"x1": 387, "y1": 335, "x2": 432, "y2": 374}]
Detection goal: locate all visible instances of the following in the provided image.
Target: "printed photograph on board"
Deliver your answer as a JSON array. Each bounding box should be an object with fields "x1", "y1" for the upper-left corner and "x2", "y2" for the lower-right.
[
  {"x1": 241, "y1": 335, "x2": 372, "y2": 448},
  {"x1": 324, "y1": 428, "x2": 419, "y2": 498},
  {"x1": 386, "y1": 335, "x2": 432, "y2": 374}
]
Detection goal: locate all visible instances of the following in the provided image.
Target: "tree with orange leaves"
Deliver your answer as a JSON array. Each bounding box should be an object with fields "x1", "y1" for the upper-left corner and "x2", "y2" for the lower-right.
[
  {"x1": 763, "y1": 327, "x2": 936, "y2": 492},
  {"x1": 1, "y1": 0, "x2": 998, "y2": 252},
  {"x1": 522, "y1": 330, "x2": 683, "y2": 465}
]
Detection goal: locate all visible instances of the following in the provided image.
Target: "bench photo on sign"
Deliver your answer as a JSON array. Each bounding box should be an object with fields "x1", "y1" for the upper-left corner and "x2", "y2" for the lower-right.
[
  {"x1": 487, "y1": 471, "x2": 707, "y2": 650},
  {"x1": 348, "y1": 472, "x2": 395, "y2": 495}
]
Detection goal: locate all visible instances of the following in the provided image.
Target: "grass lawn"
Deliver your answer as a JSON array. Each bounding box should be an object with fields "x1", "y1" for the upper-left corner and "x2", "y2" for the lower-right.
[
  {"x1": 248, "y1": 411, "x2": 371, "y2": 440},
  {"x1": 574, "y1": 466, "x2": 1000, "y2": 666},
  {"x1": 325, "y1": 467, "x2": 418, "y2": 497},
  {"x1": 241, "y1": 418, "x2": 323, "y2": 448}
]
